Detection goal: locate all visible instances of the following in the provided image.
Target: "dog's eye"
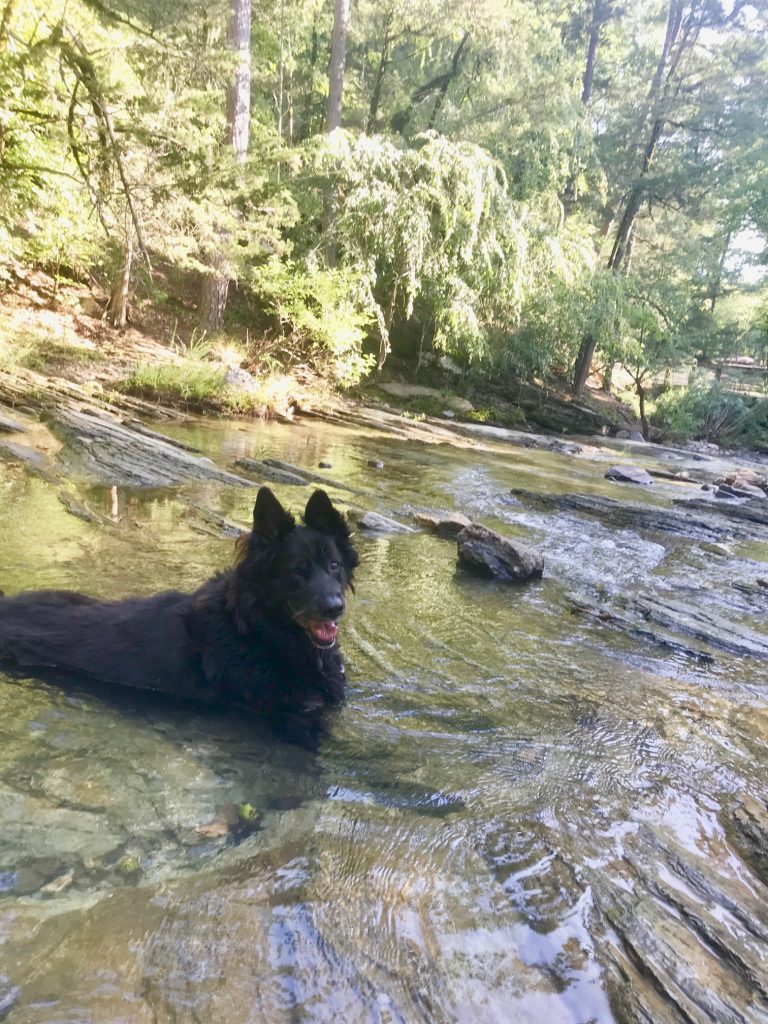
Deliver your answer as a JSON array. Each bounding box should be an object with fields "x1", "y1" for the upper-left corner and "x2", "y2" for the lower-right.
[{"x1": 329, "y1": 560, "x2": 340, "y2": 573}]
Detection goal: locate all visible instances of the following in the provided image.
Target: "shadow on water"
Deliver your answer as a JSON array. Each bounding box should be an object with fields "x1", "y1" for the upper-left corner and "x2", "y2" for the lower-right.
[{"x1": 0, "y1": 420, "x2": 767, "y2": 1022}]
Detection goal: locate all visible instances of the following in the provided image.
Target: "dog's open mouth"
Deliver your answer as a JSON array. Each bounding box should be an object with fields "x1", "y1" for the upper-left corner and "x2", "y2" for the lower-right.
[{"x1": 301, "y1": 618, "x2": 339, "y2": 648}]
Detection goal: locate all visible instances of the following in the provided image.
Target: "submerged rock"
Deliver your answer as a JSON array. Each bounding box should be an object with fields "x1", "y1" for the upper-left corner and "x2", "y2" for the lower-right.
[
  {"x1": 591, "y1": 824, "x2": 768, "y2": 1024},
  {"x1": 1, "y1": 440, "x2": 53, "y2": 472},
  {"x1": 457, "y1": 523, "x2": 543, "y2": 582},
  {"x1": 0, "y1": 412, "x2": 27, "y2": 434},
  {"x1": 358, "y1": 511, "x2": 415, "y2": 534},
  {"x1": 0, "y1": 977, "x2": 20, "y2": 1016},
  {"x1": 605, "y1": 464, "x2": 654, "y2": 485},
  {"x1": 512, "y1": 488, "x2": 748, "y2": 542},
  {"x1": 572, "y1": 588, "x2": 768, "y2": 661},
  {"x1": 729, "y1": 796, "x2": 768, "y2": 884},
  {"x1": 627, "y1": 592, "x2": 768, "y2": 659},
  {"x1": 234, "y1": 457, "x2": 307, "y2": 485},
  {"x1": 568, "y1": 594, "x2": 715, "y2": 663},
  {"x1": 262, "y1": 457, "x2": 364, "y2": 494},
  {"x1": 715, "y1": 485, "x2": 741, "y2": 500},
  {"x1": 674, "y1": 495, "x2": 768, "y2": 530}
]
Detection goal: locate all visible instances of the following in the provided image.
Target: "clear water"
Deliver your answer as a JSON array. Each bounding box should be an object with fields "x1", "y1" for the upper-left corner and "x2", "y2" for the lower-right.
[{"x1": 0, "y1": 417, "x2": 766, "y2": 1023}]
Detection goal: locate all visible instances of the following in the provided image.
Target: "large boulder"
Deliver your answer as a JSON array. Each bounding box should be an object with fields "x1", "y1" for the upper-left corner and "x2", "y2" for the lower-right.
[{"x1": 457, "y1": 524, "x2": 543, "y2": 582}]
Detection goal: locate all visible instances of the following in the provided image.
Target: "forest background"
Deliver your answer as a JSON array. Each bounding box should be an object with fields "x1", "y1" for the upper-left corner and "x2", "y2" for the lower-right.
[{"x1": 1, "y1": 0, "x2": 767, "y2": 445}]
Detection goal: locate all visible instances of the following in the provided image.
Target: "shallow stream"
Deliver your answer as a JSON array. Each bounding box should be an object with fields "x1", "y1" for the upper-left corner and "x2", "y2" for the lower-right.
[{"x1": 0, "y1": 415, "x2": 766, "y2": 1023}]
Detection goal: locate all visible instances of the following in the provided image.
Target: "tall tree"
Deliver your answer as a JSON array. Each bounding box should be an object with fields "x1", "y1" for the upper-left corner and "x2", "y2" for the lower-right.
[
  {"x1": 198, "y1": 0, "x2": 252, "y2": 334},
  {"x1": 325, "y1": 0, "x2": 350, "y2": 266},
  {"x1": 327, "y1": 0, "x2": 350, "y2": 131},
  {"x1": 572, "y1": 0, "x2": 764, "y2": 393}
]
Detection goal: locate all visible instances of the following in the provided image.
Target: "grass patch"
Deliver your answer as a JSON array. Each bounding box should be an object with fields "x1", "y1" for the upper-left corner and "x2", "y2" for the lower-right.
[
  {"x1": 466, "y1": 405, "x2": 527, "y2": 428},
  {"x1": 0, "y1": 328, "x2": 98, "y2": 372},
  {"x1": 122, "y1": 361, "x2": 228, "y2": 406},
  {"x1": 119, "y1": 360, "x2": 297, "y2": 417}
]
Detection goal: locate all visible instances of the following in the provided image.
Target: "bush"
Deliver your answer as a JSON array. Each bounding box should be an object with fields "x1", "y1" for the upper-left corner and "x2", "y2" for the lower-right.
[
  {"x1": 251, "y1": 257, "x2": 376, "y2": 387},
  {"x1": 651, "y1": 377, "x2": 768, "y2": 449}
]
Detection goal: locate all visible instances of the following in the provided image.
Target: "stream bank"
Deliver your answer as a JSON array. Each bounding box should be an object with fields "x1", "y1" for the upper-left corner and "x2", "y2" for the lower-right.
[{"x1": 1, "y1": 285, "x2": 768, "y2": 1023}]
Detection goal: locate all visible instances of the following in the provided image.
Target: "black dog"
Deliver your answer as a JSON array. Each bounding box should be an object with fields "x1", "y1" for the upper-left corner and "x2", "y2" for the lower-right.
[{"x1": 0, "y1": 487, "x2": 358, "y2": 729}]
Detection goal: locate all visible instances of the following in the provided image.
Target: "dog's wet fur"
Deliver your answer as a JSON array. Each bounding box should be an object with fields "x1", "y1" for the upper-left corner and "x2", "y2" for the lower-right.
[{"x1": 0, "y1": 487, "x2": 358, "y2": 739}]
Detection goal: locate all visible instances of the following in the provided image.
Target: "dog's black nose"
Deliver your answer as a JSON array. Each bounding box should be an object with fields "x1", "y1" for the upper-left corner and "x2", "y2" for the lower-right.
[{"x1": 319, "y1": 593, "x2": 344, "y2": 620}]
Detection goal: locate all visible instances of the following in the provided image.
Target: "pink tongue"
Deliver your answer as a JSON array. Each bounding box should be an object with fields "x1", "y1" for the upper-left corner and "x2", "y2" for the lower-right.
[{"x1": 309, "y1": 620, "x2": 338, "y2": 643}]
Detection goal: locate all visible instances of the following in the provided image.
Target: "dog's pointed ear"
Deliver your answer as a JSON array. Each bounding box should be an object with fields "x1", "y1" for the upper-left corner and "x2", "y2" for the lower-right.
[
  {"x1": 304, "y1": 490, "x2": 358, "y2": 575},
  {"x1": 252, "y1": 487, "x2": 295, "y2": 541},
  {"x1": 304, "y1": 490, "x2": 347, "y2": 536}
]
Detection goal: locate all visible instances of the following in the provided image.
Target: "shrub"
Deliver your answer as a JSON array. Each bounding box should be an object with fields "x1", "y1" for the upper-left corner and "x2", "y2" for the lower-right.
[
  {"x1": 251, "y1": 257, "x2": 376, "y2": 387},
  {"x1": 651, "y1": 377, "x2": 768, "y2": 448}
]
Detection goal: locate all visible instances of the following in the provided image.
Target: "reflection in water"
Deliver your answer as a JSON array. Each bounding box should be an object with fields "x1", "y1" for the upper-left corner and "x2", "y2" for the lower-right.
[{"x1": 0, "y1": 420, "x2": 767, "y2": 1022}]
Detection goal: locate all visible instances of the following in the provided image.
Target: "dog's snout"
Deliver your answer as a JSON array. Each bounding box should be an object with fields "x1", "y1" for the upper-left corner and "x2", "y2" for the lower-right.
[{"x1": 319, "y1": 593, "x2": 344, "y2": 620}]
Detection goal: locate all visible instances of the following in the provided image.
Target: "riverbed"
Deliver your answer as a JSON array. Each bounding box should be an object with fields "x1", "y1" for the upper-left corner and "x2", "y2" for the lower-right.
[{"x1": 0, "y1": 413, "x2": 766, "y2": 1023}]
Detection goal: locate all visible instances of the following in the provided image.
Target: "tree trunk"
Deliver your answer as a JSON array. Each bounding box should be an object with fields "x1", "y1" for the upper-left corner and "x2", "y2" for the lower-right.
[
  {"x1": 572, "y1": 332, "x2": 596, "y2": 394},
  {"x1": 327, "y1": 0, "x2": 350, "y2": 132},
  {"x1": 226, "y1": 0, "x2": 251, "y2": 158},
  {"x1": 637, "y1": 381, "x2": 649, "y2": 440},
  {"x1": 107, "y1": 226, "x2": 134, "y2": 328},
  {"x1": 607, "y1": 0, "x2": 697, "y2": 272},
  {"x1": 608, "y1": 116, "x2": 664, "y2": 270},
  {"x1": 428, "y1": 31, "x2": 469, "y2": 130},
  {"x1": 0, "y1": 0, "x2": 15, "y2": 51},
  {"x1": 709, "y1": 230, "x2": 732, "y2": 315},
  {"x1": 366, "y1": 13, "x2": 393, "y2": 133},
  {"x1": 572, "y1": 0, "x2": 692, "y2": 395},
  {"x1": 197, "y1": 0, "x2": 251, "y2": 333},
  {"x1": 276, "y1": 2, "x2": 285, "y2": 183},
  {"x1": 325, "y1": 0, "x2": 351, "y2": 267},
  {"x1": 581, "y1": 0, "x2": 604, "y2": 105},
  {"x1": 287, "y1": 39, "x2": 294, "y2": 145},
  {"x1": 563, "y1": 0, "x2": 608, "y2": 214},
  {"x1": 198, "y1": 251, "x2": 229, "y2": 335}
]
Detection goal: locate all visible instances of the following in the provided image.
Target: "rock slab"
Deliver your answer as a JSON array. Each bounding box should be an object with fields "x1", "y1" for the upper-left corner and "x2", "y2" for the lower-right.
[
  {"x1": 377, "y1": 382, "x2": 473, "y2": 413},
  {"x1": 457, "y1": 524, "x2": 543, "y2": 582},
  {"x1": 53, "y1": 409, "x2": 252, "y2": 488},
  {"x1": 605, "y1": 464, "x2": 654, "y2": 485},
  {"x1": 359, "y1": 511, "x2": 415, "y2": 534},
  {"x1": 414, "y1": 511, "x2": 472, "y2": 537}
]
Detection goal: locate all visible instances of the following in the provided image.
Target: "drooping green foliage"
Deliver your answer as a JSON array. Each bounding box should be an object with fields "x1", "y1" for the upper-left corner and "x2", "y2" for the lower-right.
[{"x1": 1, "y1": 0, "x2": 766, "y2": 403}]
